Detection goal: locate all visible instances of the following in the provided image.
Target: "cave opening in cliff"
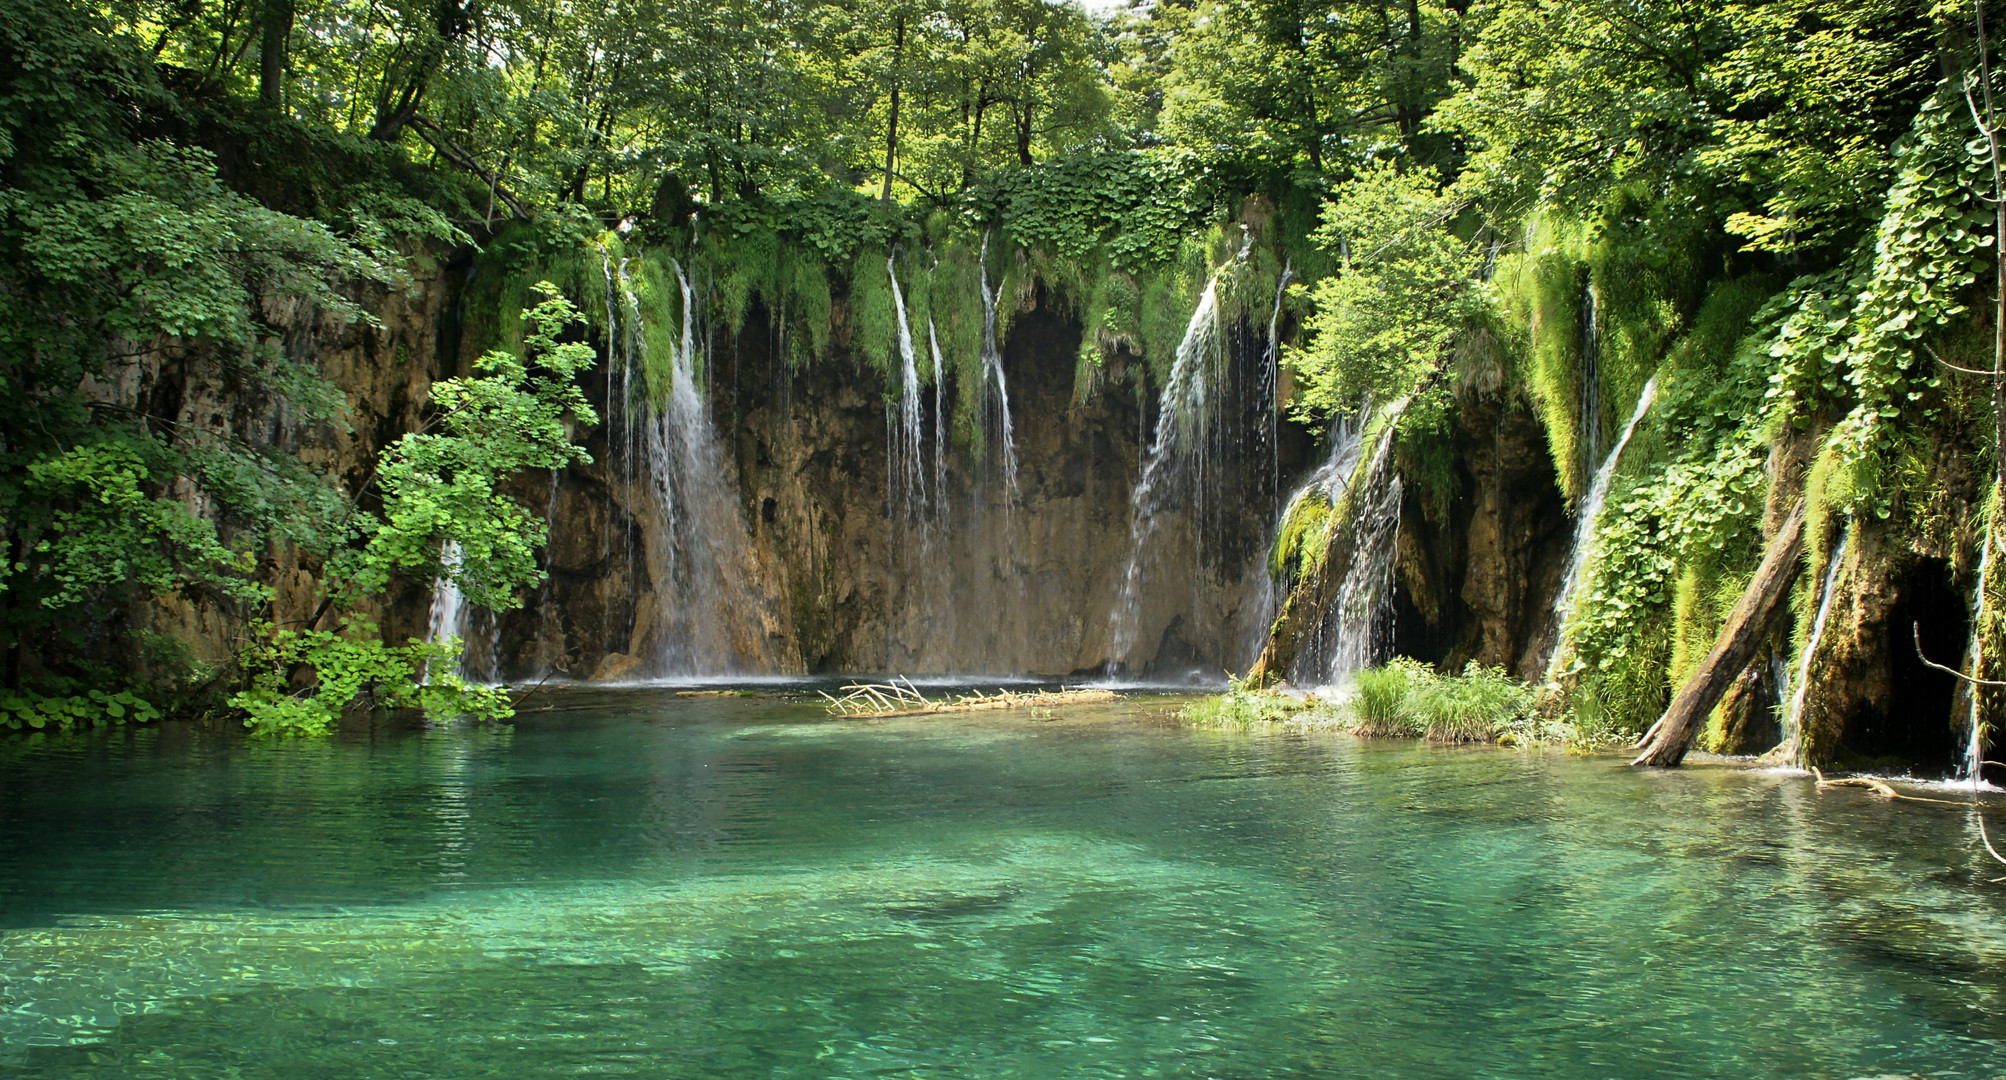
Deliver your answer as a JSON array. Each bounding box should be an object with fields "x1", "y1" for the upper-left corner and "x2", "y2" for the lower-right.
[{"x1": 1840, "y1": 557, "x2": 1967, "y2": 775}]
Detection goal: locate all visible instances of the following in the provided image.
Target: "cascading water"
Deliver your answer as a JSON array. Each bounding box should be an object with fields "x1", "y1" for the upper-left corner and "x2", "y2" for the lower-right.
[
  {"x1": 597, "y1": 248, "x2": 647, "y2": 662},
  {"x1": 1543, "y1": 376, "x2": 1659, "y2": 682},
  {"x1": 1306, "y1": 407, "x2": 1405, "y2": 683},
  {"x1": 621, "y1": 257, "x2": 770, "y2": 675},
  {"x1": 1106, "y1": 275, "x2": 1226, "y2": 668},
  {"x1": 423, "y1": 540, "x2": 468, "y2": 683},
  {"x1": 976, "y1": 232, "x2": 1020, "y2": 503},
  {"x1": 1221, "y1": 264, "x2": 1298, "y2": 666},
  {"x1": 1261, "y1": 261, "x2": 1294, "y2": 520},
  {"x1": 1579, "y1": 283, "x2": 1603, "y2": 478},
  {"x1": 1782, "y1": 527, "x2": 1852, "y2": 757},
  {"x1": 1106, "y1": 233, "x2": 1260, "y2": 672},
  {"x1": 928, "y1": 317, "x2": 947, "y2": 526},
  {"x1": 1964, "y1": 528, "x2": 1994, "y2": 783},
  {"x1": 887, "y1": 255, "x2": 927, "y2": 526}
]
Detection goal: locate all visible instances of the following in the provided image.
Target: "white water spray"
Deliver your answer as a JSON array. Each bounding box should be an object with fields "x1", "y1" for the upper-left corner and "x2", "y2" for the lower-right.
[
  {"x1": 1263, "y1": 261, "x2": 1294, "y2": 519},
  {"x1": 1783, "y1": 527, "x2": 1852, "y2": 755},
  {"x1": 887, "y1": 256, "x2": 926, "y2": 525},
  {"x1": 1107, "y1": 235, "x2": 1256, "y2": 670},
  {"x1": 424, "y1": 540, "x2": 468, "y2": 683},
  {"x1": 928, "y1": 317, "x2": 947, "y2": 526},
  {"x1": 977, "y1": 232, "x2": 1019, "y2": 503},
  {"x1": 1312, "y1": 408, "x2": 1406, "y2": 684},
  {"x1": 1107, "y1": 276, "x2": 1225, "y2": 666},
  {"x1": 1965, "y1": 526, "x2": 1994, "y2": 783},
  {"x1": 1579, "y1": 283, "x2": 1603, "y2": 476},
  {"x1": 1544, "y1": 376, "x2": 1659, "y2": 682},
  {"x1": 620, "y1": 258, "x2": 769, "y2": 675}
]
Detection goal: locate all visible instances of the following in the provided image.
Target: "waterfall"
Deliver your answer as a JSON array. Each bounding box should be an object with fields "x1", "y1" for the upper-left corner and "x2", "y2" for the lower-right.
[
  {"x1": 1106, "y1": 276, "x2": 1225, "y2": 667},
  {"x1": 1965, "y1": 527, "x2": 1994, "y2": 783},
  {"x1": 1265, "y1": 262, "x2": 1294, "y2": 510},
  {"x1": 1579, "y1": 282, "x2": 1602, "y2": 479},
  {"x1": 1544, "y1": 376, "x2": 1659, "y2": 682},
  {"x1": 887, "y1": 255, "x2": 926, "y2": 525},
  {"x1": 622, "y1": 257, "x2": 767, "y2": 675},
  {"x1": 1782, "y1": 527, "x2": 1852, "y2": 756},
  {"x1": 977, "y1": 232, "x2": 1020, "y2": 502},
  {"x1": 424, "y1": 540, "x2": 468, "y2": 683},
  {"x1": 599, "y1": 248, "x2": 645, "y2": 665},
  {"x1": 1310, "y1": 408, "x2": 1405, "y2": 683},
  {"x1": 1278, "y1": 410, "x2": 1375, "y2": 566},
  {"x1": 928, "y1": 317, "x2": 947, "y2": 526},
  {"x1": 1107, "y1": 235, "x2": 1254, "y2": 670}
]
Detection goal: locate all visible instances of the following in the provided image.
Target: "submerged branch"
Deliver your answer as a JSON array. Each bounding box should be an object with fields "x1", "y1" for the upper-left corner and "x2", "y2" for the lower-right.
[{"x1": 821, "y1": 680, "x2": 1119, "y2": 718}]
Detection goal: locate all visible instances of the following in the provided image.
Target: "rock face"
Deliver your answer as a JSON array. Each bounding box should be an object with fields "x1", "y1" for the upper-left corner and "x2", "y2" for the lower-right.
[
  {"x1": 1797, "y1": 525, "x2": 1968, "y2": 771},
  {"x1": 1392, "y1": 387, "x2": 1573, "y2": 681},
  {"x1": 121, "y1": 253, "x2": 452, "y2": 681},
  {"x1": 494, "y1": 283, "x2": 1302, "y2": 681}
]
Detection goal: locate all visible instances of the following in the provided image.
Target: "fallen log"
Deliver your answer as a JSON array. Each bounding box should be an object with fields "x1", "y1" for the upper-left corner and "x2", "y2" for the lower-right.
[
  {"x1": 1632, "y1": 500, "x2": 1807, "y2": 767},
  {"x1": 822, "y1": 683, "x2": 1120, "y2": 718}
]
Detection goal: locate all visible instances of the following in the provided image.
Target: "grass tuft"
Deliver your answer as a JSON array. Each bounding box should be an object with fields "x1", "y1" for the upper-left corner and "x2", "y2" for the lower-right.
[{"x1": 1346, "y1": 660, "x2": 1535, "y2": 744}]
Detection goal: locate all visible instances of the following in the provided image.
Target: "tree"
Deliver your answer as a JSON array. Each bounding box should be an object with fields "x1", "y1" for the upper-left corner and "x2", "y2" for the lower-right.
[{"x1": 230, "y1": 284, "x2": 598, "y2": 735}]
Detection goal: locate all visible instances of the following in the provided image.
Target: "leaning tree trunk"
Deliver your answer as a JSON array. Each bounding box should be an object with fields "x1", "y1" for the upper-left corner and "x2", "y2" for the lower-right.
[{"x1": 1633, "y1": 500, "x2": 1808, "y2": 767}]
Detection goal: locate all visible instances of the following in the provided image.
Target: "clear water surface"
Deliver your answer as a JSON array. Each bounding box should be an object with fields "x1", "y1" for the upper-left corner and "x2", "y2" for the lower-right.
[{"x1": 3, "y1": 688, "x2": 2006, "y2": 1078}]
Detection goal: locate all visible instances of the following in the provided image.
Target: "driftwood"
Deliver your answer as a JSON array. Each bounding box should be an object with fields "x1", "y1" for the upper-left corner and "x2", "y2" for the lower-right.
[
  {"x1": 1812, "y1": 767, "x2": 1973, "y2": 807},
  {"x1": 820, "y1": 680, "x2": 1119, "y2": 718},
  {"x1": 1633, "y1": 500, "x2": 1808, "y2": 767}
]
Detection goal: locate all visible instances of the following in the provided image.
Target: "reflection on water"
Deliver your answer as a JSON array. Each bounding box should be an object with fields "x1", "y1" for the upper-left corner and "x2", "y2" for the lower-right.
[{"x1": 4, "y1": 691, "x2": 2006, "y2": 1077}]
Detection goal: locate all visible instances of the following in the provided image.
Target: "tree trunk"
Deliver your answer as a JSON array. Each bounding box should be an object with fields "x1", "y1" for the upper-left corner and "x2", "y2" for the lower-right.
[
  {"x1": 880, "y1": 16, "x2": 905, "y2": 203},
  {"x1": 258, "y1": 0, "x2": 292, "y2": 108},
  {"x1": 1015, "y1": 102, "x2": 1034, "y2": 166},
  {"x1": 1632, "y1": 500, "x2": 1807, "y2": 767},
  {"x1": 406, "y1": 115, "x2": 532, "y2": 220}
]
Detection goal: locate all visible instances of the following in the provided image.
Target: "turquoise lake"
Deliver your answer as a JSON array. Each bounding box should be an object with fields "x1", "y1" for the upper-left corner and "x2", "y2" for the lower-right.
[{"x1": 3, "y1": 688, "x2": 2005, "y2": 1078}]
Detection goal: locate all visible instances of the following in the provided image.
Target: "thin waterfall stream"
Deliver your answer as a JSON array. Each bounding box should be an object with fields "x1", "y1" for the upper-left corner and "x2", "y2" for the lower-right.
[
  {"x1": 1543, "y1": 376, "x2": 1659, "y2": 682},
  {"x1": 1782, "y1": 526, "x2": 1852, "y2": 758},
  {"x1": 887, "y1": 255, "x2": 926, "y2": 527},
  {"x1": 976, "y1": 232, "x2": 1019, "y2": 505},
  {"x1": 1579, "y1": 283, "x2": 1602, "y2": 477},
  {"x1": 1106, "y1": 263, "x2": 1230, "y2": 670},
  {"x1": 423, "y1": 540, "x2": 468, "y2": 682},
  {"x1": 1309, "y1": 406, "x2": 1405, "y2": 684},
  {"x1": 618, "y1": 257, "x2": 771, "y2": 675},
  {"x1": 928, "y1": 316, "x2": 947, "y2": 530},
  {"x1": 1965, "y1": 527, "x2": 1995, "y2": 784}
]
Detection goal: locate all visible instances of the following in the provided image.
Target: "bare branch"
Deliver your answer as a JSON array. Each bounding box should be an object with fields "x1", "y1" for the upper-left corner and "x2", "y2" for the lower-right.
[
  {"x1": 1925, "y1": 342, "x2": 2000, "y2": 377},
  {"x1": 1916, "y1": 623, "x2": 2006, "y2": 686}
]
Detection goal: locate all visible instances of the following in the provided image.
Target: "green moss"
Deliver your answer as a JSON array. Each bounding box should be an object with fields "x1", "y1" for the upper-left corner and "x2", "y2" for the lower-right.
[
  {"x1": 849, "y1": 245, "x2": 898, "y2": 376},
  {"x1": 1270, "y1": 484, "x2": 1334, "y2": 580},
  {"x1": 1495, "y1": 213, "x2": 1591, "y2": 500}
]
